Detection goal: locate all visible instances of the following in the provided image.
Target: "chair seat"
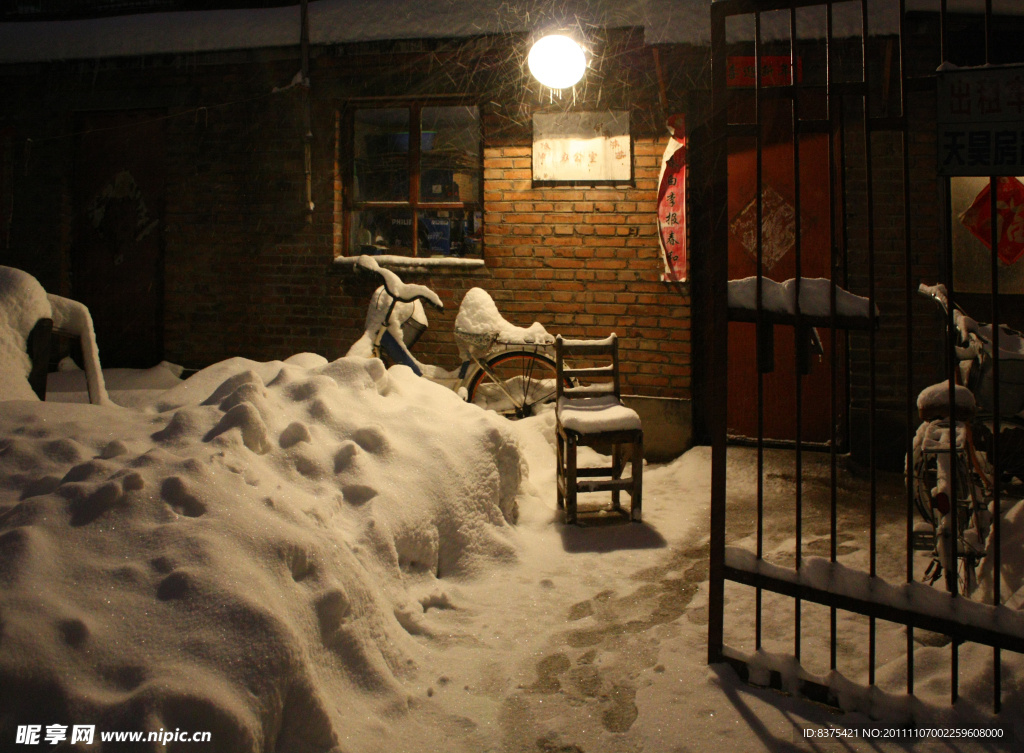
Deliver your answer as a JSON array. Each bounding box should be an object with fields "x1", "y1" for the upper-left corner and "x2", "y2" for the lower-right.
[{"x1": 557, "y1": 395, "x2": 642, "y2": 433}]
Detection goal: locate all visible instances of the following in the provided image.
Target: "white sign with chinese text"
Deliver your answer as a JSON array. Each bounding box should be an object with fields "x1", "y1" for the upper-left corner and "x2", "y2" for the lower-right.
[
  {"x1": 938, "y1": 65, "x2": 1024, "y2": 176},
  {"x1": 532, "y1": 112, "x2": 631, "y2": 183}
]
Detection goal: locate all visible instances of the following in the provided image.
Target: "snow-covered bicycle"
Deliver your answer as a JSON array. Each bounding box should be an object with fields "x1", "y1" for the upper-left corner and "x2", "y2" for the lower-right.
[
  {"x1": 346, "y1": 256, "x2": 571, "y2": 419},
  {"x1": 911, "y1": 283, "x2": 1024, "y2": 594}
]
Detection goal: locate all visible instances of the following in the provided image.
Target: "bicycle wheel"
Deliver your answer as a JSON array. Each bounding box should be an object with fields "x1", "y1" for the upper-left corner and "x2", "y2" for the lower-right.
[
  {"x1": 912, "y1": 436, "x2": 987, "y2": 595},
  {"x1": 466, "y1": 350, "x2": 565, "y2": 419}
]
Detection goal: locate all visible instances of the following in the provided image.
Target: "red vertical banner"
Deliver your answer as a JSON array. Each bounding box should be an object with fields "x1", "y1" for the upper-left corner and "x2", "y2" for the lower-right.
[
  {"x1": 959, "y1": 176, "x2": 1024, "y2": 266},
  {"x1": 657, "y1": 114, "x2": 687, "y2": 281}
]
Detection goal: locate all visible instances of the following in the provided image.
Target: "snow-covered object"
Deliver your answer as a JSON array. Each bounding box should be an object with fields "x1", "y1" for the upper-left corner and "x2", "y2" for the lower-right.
[
  {"x1": 46, "y1": 294, "x2": 110, "y2": 406},
  {"x1": 0, "y1": 354, "x2": 526, "y2": 745},
  {"x1": 956, "y1": 310, "x2": 1024, "y2": 362},
  {"x1": 335, "y1": 254, "x2": 484, "y2": 270},
  {"x1": 347, "y1": 257, "x2": 441, "y2": 373},
  {"x1": 727, "y1": 276, "x2": 877, "y2": 319},
  {"x1": 454, "y1": 288, "x2": 553, "y2": 358},
  {"x1": 356, "y1": 255, "x2": 442, "y2": 310},
  {"x1": 726, "y1": 547, "x2": 1024, "y2": 640},
  {"x1": 557, "y1": 395, "x2": 642, "y2": 433},
  {"x1": 920, "y1": 282, "x2": 1024, "y2": 361},
  {"x1": 916, "y1": 380, "x2": 976, "y2": 420},
  {"x1": 0, "y1": 266, "x2": 52, "y2": 402}
]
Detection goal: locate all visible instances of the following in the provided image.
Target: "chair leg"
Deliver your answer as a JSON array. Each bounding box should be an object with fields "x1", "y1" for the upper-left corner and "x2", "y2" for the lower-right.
[
  {"x1": 566, "y1": 433, "x2": 578, "y2": 525},
  {"x1": 556, "y1": 430, "x2": 564, "y2": 510},
  {"x1": 611, "y1": 443, "x2": 622, "y2": 512},
  {"x1": 631, "y1": 432, "x2": 643, "y2": 522}
]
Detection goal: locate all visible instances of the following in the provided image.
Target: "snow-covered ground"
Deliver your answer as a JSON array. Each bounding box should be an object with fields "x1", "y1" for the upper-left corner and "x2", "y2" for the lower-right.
[{"x1": 1, "y1": 353, "x2": 1023, "y2": 751}]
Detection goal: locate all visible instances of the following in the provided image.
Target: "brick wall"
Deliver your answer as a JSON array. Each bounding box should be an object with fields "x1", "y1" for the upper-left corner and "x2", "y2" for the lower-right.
[{"x1": 473, "y1": 138, "x2": 691, "y2": 397}]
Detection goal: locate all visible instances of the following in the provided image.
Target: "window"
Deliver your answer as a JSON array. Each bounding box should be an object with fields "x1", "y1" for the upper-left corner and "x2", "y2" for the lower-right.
[{"x1": 338, "y1": 104, "x2": 482, "y2": 258}]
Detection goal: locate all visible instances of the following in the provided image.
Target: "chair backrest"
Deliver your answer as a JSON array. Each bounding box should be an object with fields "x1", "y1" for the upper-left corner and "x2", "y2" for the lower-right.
[{"x1": 555, "y1": 333, "x2": 621, "y2": 401}]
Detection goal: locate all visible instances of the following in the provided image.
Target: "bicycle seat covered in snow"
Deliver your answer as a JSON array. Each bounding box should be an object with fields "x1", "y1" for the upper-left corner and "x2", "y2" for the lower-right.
[{"x1": 454, "y1": 287, "x2": 554, "y2": 354}]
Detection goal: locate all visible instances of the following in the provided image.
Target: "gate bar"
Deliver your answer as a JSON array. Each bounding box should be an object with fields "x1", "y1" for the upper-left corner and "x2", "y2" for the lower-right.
[
  {"x1": 897, "y1": 0, "x2": 916, "y2": 698},
  {"x1": 859, "y1": 0, "x2": 879, "y2": 687},
  {"x1": 724, "y1": 566, "x2": 1024, "y2": 654}
]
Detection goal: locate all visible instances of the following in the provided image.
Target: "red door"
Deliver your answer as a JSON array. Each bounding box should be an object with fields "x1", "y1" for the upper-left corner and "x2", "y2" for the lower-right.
[
  {"x1": 73, "y1": 111, "x2": 165, "y2": 368},
  {"x1": 726, "y1": 103, "x2": 846, "y2": 444}
]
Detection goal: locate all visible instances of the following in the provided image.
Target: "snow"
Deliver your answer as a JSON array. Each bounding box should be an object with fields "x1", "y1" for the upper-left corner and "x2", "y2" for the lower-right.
[
  {"x1": 917, "y1": 380, "x2": 977, "y2": 419},
  {"x1": 728, "y1": 276, "x2": 877, "y2": 319},
  {"x1": 46, "y1": 294, "x2": 110, "y2": 406},
  {"x1": 334, "y1": 255, "x2": 485, "y2": 270},
  {"x1": 8, "y1": 0, "x2": 1015, "y2": 64},
  {"x1": 355, "y1": 255, "x2": 443, "y2": 309},
  {"x1": 557, "y1": 394, "x2": 642, "y2": 433},
  {"x1": 0, "y1": 354, "x2": 526, "y2": 748},
  {"x1": 454, "y1": 287, "x2": 553, "y2": 356},
  {"x1": 726, "y1": 547, "x2": 1024, "y2": 639},
  {"x1": 2, "y1": 346, "x2": 1024, "y2": 747},
  {"x1": 45, "y1": 361, "x2": 184, "y2": 410}
]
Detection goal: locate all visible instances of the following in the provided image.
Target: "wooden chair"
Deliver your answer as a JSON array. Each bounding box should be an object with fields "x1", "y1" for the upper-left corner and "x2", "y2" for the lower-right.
[{"x1": 555, "y1": 334, "x2": 643, "y2": 524}]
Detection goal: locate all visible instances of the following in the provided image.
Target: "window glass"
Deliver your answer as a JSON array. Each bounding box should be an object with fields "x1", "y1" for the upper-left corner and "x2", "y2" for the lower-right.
[
  {"x1": 350, "y1": 208, "x2": 414, "y2": 257},
  {"x1": 418, "y1": 208, "x2": 483, "y2": 258},
  {"x1": 353, "y1": 108, "x2": 410, "y2": 202},
  {"x1": 420, "y1": 106, "x2": 481, "y2": 203}
]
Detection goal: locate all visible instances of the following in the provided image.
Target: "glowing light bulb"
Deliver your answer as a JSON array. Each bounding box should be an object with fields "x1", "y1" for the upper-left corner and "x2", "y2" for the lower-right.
[{"x1": 527, "y1": 34, "x2": 586, "y2": 89}]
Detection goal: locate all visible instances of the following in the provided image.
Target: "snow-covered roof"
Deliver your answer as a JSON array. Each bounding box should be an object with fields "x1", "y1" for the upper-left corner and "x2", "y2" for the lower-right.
[{"x1": 1, "y1": 0, "x2": 1016, "y2": 65}]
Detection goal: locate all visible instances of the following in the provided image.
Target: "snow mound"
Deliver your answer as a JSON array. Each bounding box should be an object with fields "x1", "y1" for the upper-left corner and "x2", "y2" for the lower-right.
[{"x1": 0, "y1": 355, "x2": 527, "y2": 748}]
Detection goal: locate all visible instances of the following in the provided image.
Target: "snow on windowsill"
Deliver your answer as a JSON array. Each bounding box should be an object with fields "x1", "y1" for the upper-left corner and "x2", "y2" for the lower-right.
[{"x1": 334, "y1": 255, "x2": 485, "y2": 273}]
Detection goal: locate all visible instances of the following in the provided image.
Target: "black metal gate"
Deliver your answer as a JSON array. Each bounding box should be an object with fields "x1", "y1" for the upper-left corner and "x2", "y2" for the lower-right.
[{"x1": 708, "y1": 0, "x2": 1024, "y2": 715}]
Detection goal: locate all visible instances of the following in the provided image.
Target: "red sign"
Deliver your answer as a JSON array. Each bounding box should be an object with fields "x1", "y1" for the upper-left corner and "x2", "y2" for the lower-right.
[
  {"x1": 658, "y1": 114, "x2": 687, "y2": 282},
  {"x1": 727, "y1": 56, "x2": 803, "y2": 88},
  {"x1": 960, "y1": 177, "x2": 1024, "y2": 266}
]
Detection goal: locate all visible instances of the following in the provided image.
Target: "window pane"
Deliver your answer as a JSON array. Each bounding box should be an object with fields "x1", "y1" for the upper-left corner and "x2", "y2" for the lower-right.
[
  {"x1": 354, "y1": 108, "x2": 410, "y2": 202},
  {"x1": 351, "y1": 208, "x2": 414, "y2": 256},
  {"x1": 420, "y1": 106, "x2": 481, "y2": 203},
  {"x1": 418, "y1": 208, "x2": 482, "y2": 258}
]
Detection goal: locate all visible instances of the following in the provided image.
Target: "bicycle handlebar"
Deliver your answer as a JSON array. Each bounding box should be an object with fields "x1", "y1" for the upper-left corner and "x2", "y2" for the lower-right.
[{"x1": 356, "y1": 255, "x2": 444, "y2": 309}]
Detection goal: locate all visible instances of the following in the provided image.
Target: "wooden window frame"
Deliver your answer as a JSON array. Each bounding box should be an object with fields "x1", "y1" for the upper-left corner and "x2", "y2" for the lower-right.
[{"x1": 336, "y1": 98, "x2": 483, "y2": 258}]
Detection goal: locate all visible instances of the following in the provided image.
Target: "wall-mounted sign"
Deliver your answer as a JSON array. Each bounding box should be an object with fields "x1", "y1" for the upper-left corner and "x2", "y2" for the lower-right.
[
  {"x1": 532, "y1": 111, "x2": 631, "y2": 184},
  {"x1": 657, "y1": 114, "x2": 687, "y2": 282},
  {"x1": 726, "y1": 56, "x2": 802, "y2": 88},
  {"x1": 938, "y1": 65, "x2": 1024, "y2": 176}
]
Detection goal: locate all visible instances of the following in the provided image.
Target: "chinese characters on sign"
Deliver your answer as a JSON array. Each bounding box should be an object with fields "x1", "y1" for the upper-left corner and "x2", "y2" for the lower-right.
[
  {"x1": 726, "y1": 56, "x2": 803, "y2": 88},
  {"x1": 938, "y1": 66, "x2": 1024, "y2": 176},
  {"x1": 657, "y1": 114, "x2": 687, "y2": 281},
  {"x1": 532, "y1": 112, "x2": 631, "y2": 182}
]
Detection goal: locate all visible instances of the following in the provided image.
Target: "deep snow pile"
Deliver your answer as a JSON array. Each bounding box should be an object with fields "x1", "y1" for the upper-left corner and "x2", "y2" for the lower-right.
[{"x1": 0, "y1": 354, "x2": 526, "y2": 750}]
